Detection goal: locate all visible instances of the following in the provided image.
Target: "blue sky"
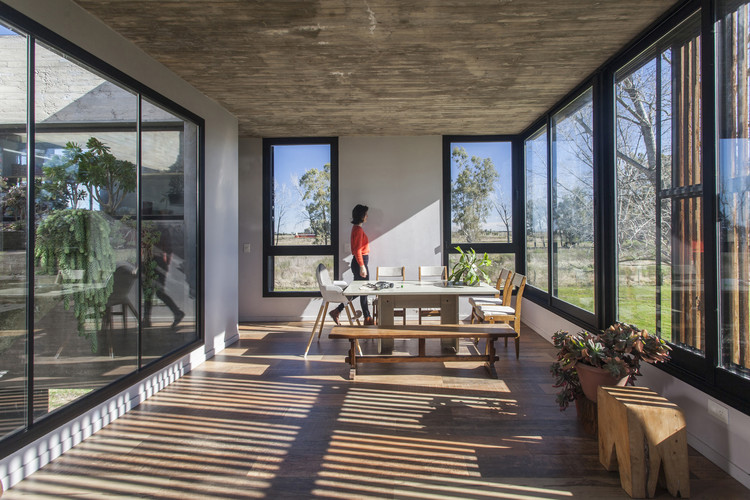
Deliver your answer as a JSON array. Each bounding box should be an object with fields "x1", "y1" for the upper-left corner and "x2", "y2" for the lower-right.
[
  {"x1": 451, "y1": 141, "x2": 513, "y2": 231},
  {"x1": 273, "y1": 144, "x2": 330, "y2": 234}
]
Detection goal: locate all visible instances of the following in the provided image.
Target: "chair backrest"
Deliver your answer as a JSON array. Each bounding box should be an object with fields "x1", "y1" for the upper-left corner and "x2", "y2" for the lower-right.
[
  {"x1": 107, "y1": 262, "x2": 138, "y2": 305},
  {"x1": 501, "y1": 270, "x2": 516, "y2": 306},
  {"x1": 511, "y1": 273, "x2": 527, "y2": 319},
  {"x1": 376, "y1": 266, "x2": 405, "y2": 281},
  {"x1": 316, "y1": 263, "x2": 347, "y2": 303},
  {"x1": 419, "y1": 265, "x2": 446, "y2": 281},
  {"x1": 316, "y1": 263, "x2": 332, "y2": 288},
  {"x1": 495, "y1": 269, "x2": 511, "y2": 298}
]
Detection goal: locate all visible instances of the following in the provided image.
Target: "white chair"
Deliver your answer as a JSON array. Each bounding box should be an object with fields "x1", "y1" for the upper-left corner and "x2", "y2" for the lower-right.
[
  {"x1": 418, "y1": 265, "x2": 446, "y2": 324},
  {"x1": 469, "y1": 268, "x2": 513, "y2": 322},
  {"x1": 373, "y1": 266, "x2": 406, "y2": 325},
  {"x1": 304, "y1": 264, "x2": 362, "y2": 357},
  {"x1": 472, "y1": 273, "x2": 527, "y2": 359}
]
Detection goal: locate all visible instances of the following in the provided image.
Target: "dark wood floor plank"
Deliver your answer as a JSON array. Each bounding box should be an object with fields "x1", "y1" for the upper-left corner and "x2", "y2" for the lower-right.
[{"x1": 3, "y1": 321, "x2": 749, "y2": 499}]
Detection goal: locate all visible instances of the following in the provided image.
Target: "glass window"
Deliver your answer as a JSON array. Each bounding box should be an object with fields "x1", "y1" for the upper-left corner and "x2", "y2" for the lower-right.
[
  {"x1": 449, "y1": 141, "x2": 513, "y2": 245},
  {"x1": 525, "y1": 128, "x2": 549, "y2": 291},
  {"x1": 0, "y1": 10, "x2": 202, "y2": 453},
  {"x1": 0, "y1": 22, "x2": 28, "y2": 440},
  {"x1": 551, "y1": 89, "x2": 595, "y2": 312},
  {"x1": 140, "y1": 99, "x2": 199, "y2": 363},
  {"x1": 263, "y1": 139, "x2": 338, "y2": 295},
  {"x1": 615, "y1": 12, "x2": 702, "y2": 350},
  {"x1": 718, "y1": 0, "x2": 750, "y2": 376},
  {"x1": 33, "y1": 41, "x2": 139, "y2": 418}
]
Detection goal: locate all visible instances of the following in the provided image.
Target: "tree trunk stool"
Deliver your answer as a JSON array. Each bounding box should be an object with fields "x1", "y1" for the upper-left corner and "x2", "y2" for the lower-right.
[{"x1": 597, "y1": 386, "x2": 689, "y2": 498}]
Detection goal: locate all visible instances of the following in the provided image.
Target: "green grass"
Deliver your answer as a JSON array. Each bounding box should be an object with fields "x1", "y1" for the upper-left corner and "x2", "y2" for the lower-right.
[{"x1": 48, "y1": 388, "x2": 93, "y2": 411}]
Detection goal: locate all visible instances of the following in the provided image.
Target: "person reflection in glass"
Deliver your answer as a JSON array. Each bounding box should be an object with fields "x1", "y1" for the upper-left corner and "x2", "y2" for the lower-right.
[{"x1": 143, "y1": 227, "x2": 184, "y2": 328}]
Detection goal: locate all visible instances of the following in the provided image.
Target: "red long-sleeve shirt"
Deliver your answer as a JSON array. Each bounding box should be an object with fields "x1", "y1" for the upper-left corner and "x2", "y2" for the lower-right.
[{"x1": 351, "y1": 225, "x2": 370, "y2": 268}]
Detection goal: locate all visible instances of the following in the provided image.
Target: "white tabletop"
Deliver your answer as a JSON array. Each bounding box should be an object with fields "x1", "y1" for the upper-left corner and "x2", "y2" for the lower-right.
[{"x1": 342, "y1": 280, "x2": 499, "y2": 296}]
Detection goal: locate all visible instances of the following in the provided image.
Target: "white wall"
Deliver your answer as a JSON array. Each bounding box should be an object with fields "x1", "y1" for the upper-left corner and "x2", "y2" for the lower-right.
[
  {"x1": 523, "y1": 299, "x2": 750, "y2": 490},
  {"x1": 239, "y1": 136, "x2": 444, "y2": 321},
  {"x1": 0, "y1": 0, "x2": 239, "y2": 490}
]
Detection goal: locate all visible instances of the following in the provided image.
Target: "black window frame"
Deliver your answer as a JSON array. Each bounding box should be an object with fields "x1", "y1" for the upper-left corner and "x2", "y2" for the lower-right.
[
  {"x1": 442, "y1": 135, "x2": 523, "y2": 273},
  {"x1": 262, "y1": 137, "x2": 339, "y2": 297},
  {"x1": 0, "y1": 2, "x2": 205, "y2": 457},
  {"x1": 519, "y1": 0, "x2": 750, "y2": 415}
]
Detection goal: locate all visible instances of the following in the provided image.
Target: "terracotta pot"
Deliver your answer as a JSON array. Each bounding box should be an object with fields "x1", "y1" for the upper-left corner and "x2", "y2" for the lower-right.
[{"x1": 576, "y1": 362, "x2": 628, "y2": 402}]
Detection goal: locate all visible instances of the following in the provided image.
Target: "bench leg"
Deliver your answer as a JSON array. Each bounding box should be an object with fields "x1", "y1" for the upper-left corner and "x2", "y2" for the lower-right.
[
  {"x1": 348, "y1": 339, "x2": 358, "y2": 380},
  {"x1": 484, "y1": 338, "x2": 498, "y2": 379}
]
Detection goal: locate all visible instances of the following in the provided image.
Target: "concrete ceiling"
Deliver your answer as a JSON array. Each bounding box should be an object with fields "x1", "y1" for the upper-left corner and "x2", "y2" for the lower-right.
[{"x1": 73, "y1": 0, "x2": 679, "y2": 138}]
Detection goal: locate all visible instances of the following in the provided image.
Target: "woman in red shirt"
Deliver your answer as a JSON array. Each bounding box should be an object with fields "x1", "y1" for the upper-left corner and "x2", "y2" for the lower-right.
[{"x1": 330, "y1": 204, "x2": 373, "y2": 325}]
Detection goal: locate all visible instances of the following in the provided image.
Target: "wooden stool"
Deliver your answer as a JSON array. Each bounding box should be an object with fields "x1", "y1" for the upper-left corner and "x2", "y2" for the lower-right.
[{"x1": 598, "y1": 386, "x2": 689, "y2": 498}]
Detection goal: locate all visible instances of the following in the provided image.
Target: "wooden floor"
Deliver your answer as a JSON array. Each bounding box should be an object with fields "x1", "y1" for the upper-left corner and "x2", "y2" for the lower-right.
[{"x1": 4, "y1": 322, "x2": 748, "y2": 499}]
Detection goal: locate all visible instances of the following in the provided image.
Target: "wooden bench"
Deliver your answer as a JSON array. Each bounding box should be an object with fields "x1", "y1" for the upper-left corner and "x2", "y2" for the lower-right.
[
  {"x1": 598, "y1": 385, "x2": 690, "y2": 498},
  {"x1": 329, "y1": 324, "x2": 516, "y2": 379}
]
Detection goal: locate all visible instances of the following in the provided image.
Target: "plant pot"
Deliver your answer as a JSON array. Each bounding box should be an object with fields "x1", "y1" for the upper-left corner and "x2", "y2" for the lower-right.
[{"x1": 575, "y1": 362, "x2": 628, "y2": 403}]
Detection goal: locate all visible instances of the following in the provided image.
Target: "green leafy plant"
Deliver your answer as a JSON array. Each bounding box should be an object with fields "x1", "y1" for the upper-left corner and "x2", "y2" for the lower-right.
[
  {"x1": 68, "y1": 137, "x2": 137, "y2": 216},
  {"x1": 35, "y1": 209, "x2": 116, "y2": 351},
  {"x1": 448, "y1": 246, "x2": 492, "y2": 285},
  {"x1": 550, "y1": 322, "x2": 671, "y2": 411}
]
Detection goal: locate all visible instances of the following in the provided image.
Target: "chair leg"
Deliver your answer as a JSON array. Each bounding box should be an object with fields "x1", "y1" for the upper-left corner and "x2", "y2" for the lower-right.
[
  {"x1": 356, "y1": 339, "x2": 363, "y2": 356},
  {"x1": 418, "y1": 308, "x2": 422, "y2": 325},
  {"x1": 317, "y1": 302, "x2": 330, "y2": 339},
  {"x1": 514, "y1": 336, "x2": 520, "y2": 359},
  {"x1": 305, "y1": 302, "x2": 326, "y2": 357},
  {"x1": 346, "y1": 301, "x2": 361, "y2": 326}
]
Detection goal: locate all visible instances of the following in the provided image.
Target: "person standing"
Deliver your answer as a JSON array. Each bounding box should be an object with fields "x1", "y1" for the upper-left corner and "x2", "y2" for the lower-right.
[{"x1": 330, "y1": 204, "x2": 374, "y2": 325}]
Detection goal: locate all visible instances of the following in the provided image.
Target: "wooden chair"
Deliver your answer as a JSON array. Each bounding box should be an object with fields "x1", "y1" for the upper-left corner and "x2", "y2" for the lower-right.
[
  {"x1": 472, "y1": 273, "x2": 526, "y2": 359},
  {"x1": 373, "y1": 266, "x2": 406, "y2": 325},
  {"x1": 469, "y1": 269, "x2": 513, "y2": 323},
  {"x1": 305, "y1": 263, "x2": 362, "y2": 357},
  {"x1": 418, "y1": 265, "x2": 446, "y2": 324}
]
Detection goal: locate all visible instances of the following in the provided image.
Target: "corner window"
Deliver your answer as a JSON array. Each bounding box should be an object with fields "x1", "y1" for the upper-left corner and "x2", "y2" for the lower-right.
[
  {"x1": 443, "y1": 136, "x2": 516, "y2": 278},
  {"x1": 263, "y1": 138, "x2": 338, "y2": 296},
  {"x1": 615, "y1": 12, "x2": 703, "y2": 352},
  {"x1": 524, "y1": 127, "x2": 549, "y2": 291},
  {"x1": 551, "y1": 88, "x2": 595, "y2": 314}
]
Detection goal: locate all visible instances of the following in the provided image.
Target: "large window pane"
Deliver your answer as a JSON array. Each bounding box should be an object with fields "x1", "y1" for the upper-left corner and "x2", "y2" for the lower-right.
[
  {"x1": 33, "y1": 42, "x2": 138, "y2": 418},
  {"x1": 525, "y1": 128, "x2": 549, "y2": 291},
  {"x1": 551, "y1": 89, "x2": 595, "y2": 312},
  {"x1": 271, "y1": 144, "x2": 331, "y2": 246},
  {"x1": 141, "y1": 99, "x2": 198, "y2": 364},
  {"x1": 615, "y1": 13, "x2": 702, "y2": 349},
  {"x1": 0, "y1": 23, "x2": 28, "y2": 440},
  {"x1": 718, "y1": 1, "x2": 750, "y2": 375},
  {"x1": 448, "y1": 253, "x2": 515, "y2": 283},
  {"x1": 274, "y1": 255, "x2": 333, "y2": 292},
  {"x1": 450, "y1": 141, "x2": 513, "y2": 244},
  {"x1": 264, "y1": 139, "x2": 338, "y2": 295}
]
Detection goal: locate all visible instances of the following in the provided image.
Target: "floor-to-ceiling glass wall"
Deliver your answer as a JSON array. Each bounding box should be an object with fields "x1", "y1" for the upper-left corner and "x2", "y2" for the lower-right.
[
  {"x1": 614, "y1": 12, "x2": 703, "y2": 348},
  {"x1": 0, "y1": 22, "x2": 29, "y2": 440},
  {"x1": 32, "y1": 41, "x2": 139, "y2": 417},
  {"x1": 141, "y1": 99, "x2": 198, "y2": 361},
  {"x1": 718, "y1": 0, "x2": 750, "y2": 376},
  {"x1": 0, "y1": 10, "x2": 202, "y2": 451},
  {"x1": 551, "y1": 89, "x2": 595, "y2": 313}
]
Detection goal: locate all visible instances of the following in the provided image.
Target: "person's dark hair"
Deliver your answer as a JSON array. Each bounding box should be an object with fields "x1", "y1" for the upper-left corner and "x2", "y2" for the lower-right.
[{"x1": 351, "y1": 204, "x2": 369, "y2": 224}]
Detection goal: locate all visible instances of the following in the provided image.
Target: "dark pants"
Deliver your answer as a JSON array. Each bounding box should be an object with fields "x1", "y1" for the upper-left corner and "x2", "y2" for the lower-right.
[
  {"x1": 335, "y1": 255, "x2": 371, "y2": 318},
  {"x1": 351, "y1": 255, "x2": 371, "y2": 319}
]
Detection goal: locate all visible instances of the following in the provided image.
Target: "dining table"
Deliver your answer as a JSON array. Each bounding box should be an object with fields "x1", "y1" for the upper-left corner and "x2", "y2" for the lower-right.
[{"x1": 342, "y1": 279, "x2": 500, "y2": 352}]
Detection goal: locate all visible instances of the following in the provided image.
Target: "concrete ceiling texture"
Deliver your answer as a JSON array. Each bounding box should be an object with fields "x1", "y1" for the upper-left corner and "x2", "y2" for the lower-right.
[{"x1": 73, "y1": 0, "x2": 679, "y2": 138}]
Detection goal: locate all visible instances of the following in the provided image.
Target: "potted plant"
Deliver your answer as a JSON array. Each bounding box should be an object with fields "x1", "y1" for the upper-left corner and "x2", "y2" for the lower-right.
[
  {"x1": 448, "y1": 246, "x2": 492, "y2": 285},
  {"x1": 550, "y1": 322, "x2": 671, "y2": 410}
]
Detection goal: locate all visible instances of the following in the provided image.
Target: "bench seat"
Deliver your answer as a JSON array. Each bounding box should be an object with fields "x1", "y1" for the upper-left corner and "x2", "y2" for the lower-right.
[{"x1": 329, "y1": 324, "x2": 515, "y2": 379}]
